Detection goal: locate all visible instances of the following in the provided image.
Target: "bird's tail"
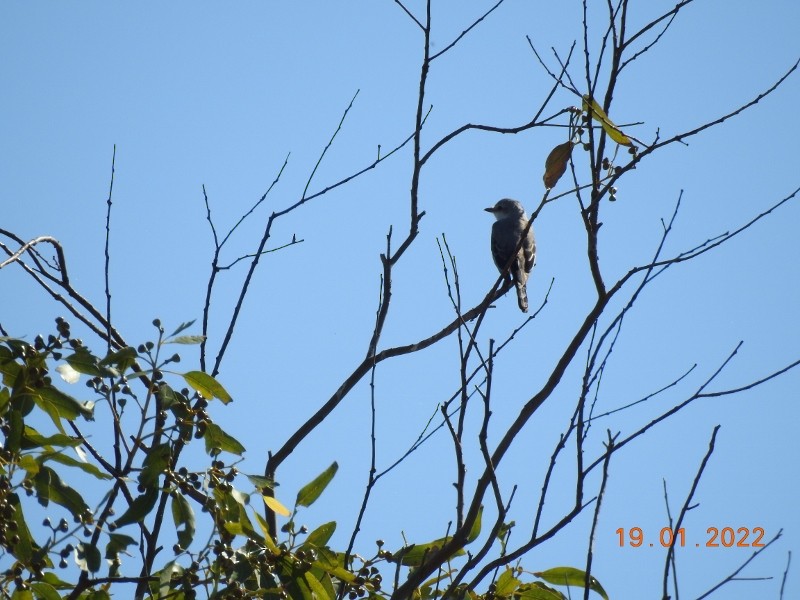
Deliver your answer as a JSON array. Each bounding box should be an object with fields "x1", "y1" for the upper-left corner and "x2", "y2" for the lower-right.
[{"x1": 515, "y1": 282, "x2": 528, "y2": 313}]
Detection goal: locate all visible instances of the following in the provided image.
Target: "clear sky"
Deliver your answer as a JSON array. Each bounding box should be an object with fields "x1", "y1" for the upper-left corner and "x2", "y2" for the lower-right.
[{"x1": 2, "y1": 2, "x2": 799, "y2": 598}]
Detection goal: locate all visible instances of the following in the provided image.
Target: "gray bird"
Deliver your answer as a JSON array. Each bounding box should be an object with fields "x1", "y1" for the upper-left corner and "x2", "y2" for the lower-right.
[{"x1": 485, "y1": 199, "x2": 536, "y2": 312}]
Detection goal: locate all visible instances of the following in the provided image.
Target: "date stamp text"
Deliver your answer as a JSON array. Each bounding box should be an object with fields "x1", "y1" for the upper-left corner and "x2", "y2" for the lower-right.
[{"x1": 616, "y1": 527, "x2": 765, "y2": 548}]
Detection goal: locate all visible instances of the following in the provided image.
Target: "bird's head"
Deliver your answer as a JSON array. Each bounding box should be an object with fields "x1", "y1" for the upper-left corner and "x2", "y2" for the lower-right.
[{"x1": 484, "y1": 198, "x2": 527, "y2": 220}]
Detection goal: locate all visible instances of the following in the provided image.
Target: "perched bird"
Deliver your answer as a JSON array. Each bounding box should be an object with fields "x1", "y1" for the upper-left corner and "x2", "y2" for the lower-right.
[{"x1": 485, "y1": 199, "x2": 536, "y2": 312}]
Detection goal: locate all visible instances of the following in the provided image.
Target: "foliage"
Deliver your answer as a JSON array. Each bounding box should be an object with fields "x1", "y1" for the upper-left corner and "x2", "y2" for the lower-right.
[{"x1": 0, "y1": 322, "x2": 606, "y2": 600}]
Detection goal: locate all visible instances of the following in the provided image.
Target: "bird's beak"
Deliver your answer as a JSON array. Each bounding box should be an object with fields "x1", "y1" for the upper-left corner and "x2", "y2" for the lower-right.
[{"x1": 484, "y1": 207, "x2": 495, "y2": 213}]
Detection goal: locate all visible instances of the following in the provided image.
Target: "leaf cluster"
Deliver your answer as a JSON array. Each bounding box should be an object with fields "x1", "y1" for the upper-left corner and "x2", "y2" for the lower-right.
[{"x1": 0, "y1": 319, "x2": 605, "y2": 600}]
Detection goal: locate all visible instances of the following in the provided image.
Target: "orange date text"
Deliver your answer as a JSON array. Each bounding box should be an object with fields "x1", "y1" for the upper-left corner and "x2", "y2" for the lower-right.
[{"x1": 616, "y1": 527, "x2": 765, "y2": 548}]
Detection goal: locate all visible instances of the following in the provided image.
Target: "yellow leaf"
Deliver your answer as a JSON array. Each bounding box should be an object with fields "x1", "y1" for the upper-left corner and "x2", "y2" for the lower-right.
[
  {"x1": 582, "y1": 95, "x2": 632, "y2": 146},
  {"x1": 263, "y1": 494, "x2": 291, "y2": 517}
]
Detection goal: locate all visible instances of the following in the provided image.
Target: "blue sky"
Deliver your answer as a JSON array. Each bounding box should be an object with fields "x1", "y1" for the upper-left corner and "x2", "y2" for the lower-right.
[{"x1": 2, "y1": 2, "x2": 799, "y2": 598}]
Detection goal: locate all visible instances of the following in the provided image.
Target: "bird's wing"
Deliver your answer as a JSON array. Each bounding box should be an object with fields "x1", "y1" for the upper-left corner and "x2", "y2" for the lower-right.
[{"x1": 523, "y1": 225, "x2": 536, "y2": 274}]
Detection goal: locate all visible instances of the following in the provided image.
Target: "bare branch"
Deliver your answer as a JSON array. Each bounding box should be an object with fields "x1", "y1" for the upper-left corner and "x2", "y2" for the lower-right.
[
  {"x1": 618, "y1": 7, "x2": 680, "y2": 72},
  {"x1": 303, "y1": 90, "x2": 360, "y2": 200},
  {"x1": 0, "y1": 231, "x2": 127, "y2": 348},
  {"x1": 696, "y1": 356, "x2": 800, "y2": 399},
  {"x1": 102, "y1": 144, "x2": 125, "y2": 472},
  {"x1": 217, "y1": 236, "x2": 304, "y2": 270},
  {"x1": 344, "y1": 321, "x2": 382, "y2": 563},
  {"x1": 780, "y1": 551, "x2": 792, "y2": 600},
  {"x1": 613, "y1": 58, "x2": 800, "y2": 185},
  {"x1": 584, "y1": 431, "x2": 614, "y2": 600},
  {"x1": 103, "y1": 144, "x2": 116, "y2": 352},
  {"x1": 526, "y1": 37, "x2": 580, "y2": 96},
  {"x1": 430, "y1": 0, "x2": 507, "y2": 61},
  {"x1": 266, "y1": 278, "x2": 509, "y2": 478},
  {"x1": 219, "y1": 154, "x2": 290, "y2": 249},
  {"x1": 661, "y1": 480, "x2": 681, "y2": 599},
  {"x1": 588, "y1": 363, "x2": 697, "y2": 422},
  {"x1": 694, "y1": 529, "x2": 783, "y2": 599},
  {"x1": 662, "y1": 425, "x2": 720, "y2": 599},
  {"x1": 375, "y1": 283, "x2": 552, "y2": 483},
  {"x1": 623, "y1": 0, "x2": 695, "y2": 52},
  {"x1": 393, "y1": 0, "x2": 424, "y2": 30},
  {"x1": 0, "y1": 235, "x2": 68, "y2": 279}
]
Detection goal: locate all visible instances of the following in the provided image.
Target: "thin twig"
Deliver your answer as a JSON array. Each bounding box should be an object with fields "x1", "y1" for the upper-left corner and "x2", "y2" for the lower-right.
[
  {"x1": 779, "y1": 551, "x2": 792, "y2": 600},
  {"x1": 694, "y1": 529, "x2": 783, "y2": 599},
  {"x1": 584, "y1": 431, "x2": 614, "y2": 600},
  {"x1": 662, "y1": 426, "x2": 720, "y2": 598},
  {"x1": 430, "y1": 0, "x2": 507, "y2": 61},
  {"x1": 393, "y1": 0, "x2": 423, "y2": 30}
]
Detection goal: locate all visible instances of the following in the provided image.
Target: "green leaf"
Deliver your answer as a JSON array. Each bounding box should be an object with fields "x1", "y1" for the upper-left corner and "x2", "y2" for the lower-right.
[
  {"x1": 310, "y1": 565, "x2": 337, "y2": 600},
  {"x1": 167, "y1": 320, "x2": 196, "y2": 338},
  {"x1": 304, "y1": 521, "x2": 336, "y2": 549},
  {"x1": 0, "y1": 386, "x2": 9, "y2": 412},
  {"x1": 22, "y1": 427, "x2": 82, "y2": 449},
  {"x1": 113, "y1": 487, "x2": 159, "y2": 529},
  {"x1": 0, "y1": 343, "x2": 24, "y2": 380},
  {"x1": 182, "y1": 370, "x2": 232, "y2": 404},
  {"x1": 138, "y1": 443, "x2": 171, "y2": 487},
  {"x1": 171, "y1": 492, "x2": 195, "y2": 550},
  {"x1": 7, "y1": 406, "x2": 24, "y2": 453},
  {"x1": 157, "y1": 383, "x2": 184, "y2": 410},
  {"x1": 582, "y1": 95, "x2": 632, "y2": 146},
  {"x1": 395, "y1": 537, "x2": 465, "y2": 567},
  {"x1": 31, "y1": 393, "x2": 66, "y2": 435},
  {"x1": 100, "y1": 346, "x2": 138, "y2": 372},
  {"x1": 246, "y1": 473, "x2": 276, "y2": 491},
  {"x1": 5, "y1": 492, "x2": 37, "y2": 565},
  {"x1": 39, "y1": 572, "x2": 73, "y2": 590},
  {"x1": 165, "y1": 335, "x2": 206, "y2": 345},
  {"x1": 497, "y1": 520, "x2": 515, "y2": 540},
  {"x1": 38, "y1": 451, "x2": 112, "y2": 480},
  {"x1": 303, "y1": 570, "x2": 333, "y2": 600},
  {"x1": 76, "y1": 542, "x2": 102, "y2": 573},
  {"x1": 18, "y1": 454, "x2": 40, "y2": 477},
  {"x1": 417, "y1": 572, "x2": 455, "y2": 599},
  {"x1": 65, "y1": 347, "x2": 119, "y2": 378},
  {"x1": 217, "y1": 488, "x2": 259, "y2": 541},
  {"x1": 296, "y1": 462, "x2": 338, "y2": 508},
  {"x1": 534, "y1": 566, "x2": 609, "y2": 600},
  {"x1": 33, "y1": 466, "x2": 90, "y2": 520},
  {"x1": 467, "y1": 505, "x2": 483, "y2": 543},
  {"x1": 517, "y1": 582, "x2": 567, "y2": 600},
  {"x1": 313, "y1": 547, "x2": 356, "y2": 584},
  {"x1": 28, "y1": 582, "x2": 62, "y2": 600},
  {"x1": 287, "y1": 574, "x2": 314, "y2": 600},
  {"x1": 203, "y1": 422, "x2": 245, "y2": 456},
  {"x1": 36, "y1": 386, "x2": 94, "y2": 421},
  {"x1": 495, "y1": 568, "x2": 521, "y2": 597},
  {"x1": 105, "y1": 533, "x2": 137, "y2": 560},
  {"x1": 157, "y1": 561, "x2": 183, "y2": 600}
]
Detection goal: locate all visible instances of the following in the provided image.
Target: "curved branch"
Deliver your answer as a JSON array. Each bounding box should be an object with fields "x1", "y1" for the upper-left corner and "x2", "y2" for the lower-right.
[{"x1": 0, "y1": 235, "x2": 68, "y2": 281}]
